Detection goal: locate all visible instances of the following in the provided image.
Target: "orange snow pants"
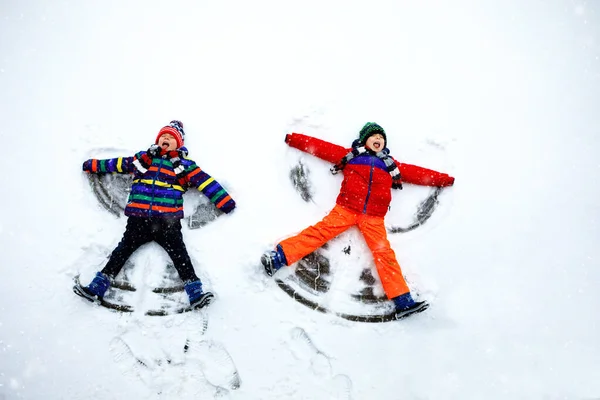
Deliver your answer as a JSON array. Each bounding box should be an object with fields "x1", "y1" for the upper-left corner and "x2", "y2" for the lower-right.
[{"x1": 278, "y1": 204, "x2": 410, "y2": 299}]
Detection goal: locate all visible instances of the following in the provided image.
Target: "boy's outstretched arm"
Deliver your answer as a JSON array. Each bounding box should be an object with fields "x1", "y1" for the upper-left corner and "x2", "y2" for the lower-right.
[
  {"x1": 185, "y1": 162, "x2": 236, "y2": 214},
  {"x1": 285, "y1": 133, "x2": 455, "y2": 187},
  {"x1": 82, "y1": 147, "x2": 164, "y2": 175},
  {"x1": 285, "y1": 133, "x2": 349, "y2": 163},
  {"x1": 82, "y1": 155, "x2": 136, "y2": 174},
  {"x1": 396, "y1": 161, "x2": 455, "y2": 187}
]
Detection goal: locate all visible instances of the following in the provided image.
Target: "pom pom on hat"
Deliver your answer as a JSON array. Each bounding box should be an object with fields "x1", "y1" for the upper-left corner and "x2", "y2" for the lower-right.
[
  {"x1": 358, "y1": 122, "x2": 386, "y2": 145},
  {"x1": 156, "y1": 120, "x2": 185, "y2": 149}
]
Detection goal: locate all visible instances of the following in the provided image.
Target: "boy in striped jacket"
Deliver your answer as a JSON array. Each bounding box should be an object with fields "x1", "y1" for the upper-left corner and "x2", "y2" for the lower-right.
[
  {"x1": 261, "y1": 122, "x2": 455, "y2": 320},
  {"x1": 75, "y1": 120, "x2": 235, "y2": 309}
]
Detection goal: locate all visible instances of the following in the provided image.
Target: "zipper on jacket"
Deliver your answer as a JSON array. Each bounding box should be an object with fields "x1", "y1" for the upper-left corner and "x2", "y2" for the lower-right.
[
  {"x1": 148, "y1": 157, "x2": 164, "y2": 215},
  {"x1": 362, "y1": 157, "x2": 375, "y2": 214}
]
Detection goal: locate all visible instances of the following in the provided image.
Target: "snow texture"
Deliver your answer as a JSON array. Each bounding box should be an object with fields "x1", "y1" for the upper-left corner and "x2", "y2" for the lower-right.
[{"x1": 1, "y1": 1, "x2": 600, "y2": 399}]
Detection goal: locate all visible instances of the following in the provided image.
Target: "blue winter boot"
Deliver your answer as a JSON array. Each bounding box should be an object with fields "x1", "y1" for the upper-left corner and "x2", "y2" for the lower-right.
[
  {"x1": 261, "y1": 244, "x2": 288, "y2": 277},
  {"x1": 184, "y1": 280, "x2": 214, "y2": 309},
  {"x1": 392, "y1": 292, "x2": 429, "y2": 320},
  {"x1": 73, "y1": 272, "x2": 111, "y2": 302}
]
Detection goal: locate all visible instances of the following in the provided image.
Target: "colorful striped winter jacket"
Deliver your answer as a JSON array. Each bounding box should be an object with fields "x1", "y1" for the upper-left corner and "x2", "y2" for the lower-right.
[
  {"x1": 285, "y1": 133, "x2": 455, "y2": 217},
  {"x1": 83, "y1": 150, "x2": 235, "y2": 219}
]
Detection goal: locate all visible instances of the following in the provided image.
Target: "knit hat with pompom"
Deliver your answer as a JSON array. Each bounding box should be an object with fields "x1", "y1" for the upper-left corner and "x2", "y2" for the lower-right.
[{"x1": 155, "y1": 120, "x2": 185, "y2": 149}]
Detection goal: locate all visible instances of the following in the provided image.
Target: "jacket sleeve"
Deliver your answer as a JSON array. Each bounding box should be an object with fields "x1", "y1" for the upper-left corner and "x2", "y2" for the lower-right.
[
  {"x1": 82, "y1": 155, "x2": 136, "y2": 174},
  {"x1": 285, "y1": 133, "x2": 349, "y2": 164},
  {"x1": 397, "y1": 161, "x2": 455, "y2": 187},
  {"x1": 184, "y1": 161, "x2": 236, "y2": 214}
]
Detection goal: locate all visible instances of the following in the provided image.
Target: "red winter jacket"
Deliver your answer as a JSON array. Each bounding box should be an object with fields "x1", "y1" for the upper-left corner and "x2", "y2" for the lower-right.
[{"x1": 285, "y1": 133, "x2": 455, "y2": 218}]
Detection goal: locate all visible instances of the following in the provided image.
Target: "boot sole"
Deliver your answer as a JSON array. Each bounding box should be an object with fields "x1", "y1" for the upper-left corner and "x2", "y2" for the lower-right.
[
  {"x1": 261, "y1": 254, "x2": 275, "y2": 277},
  {"x1": 191, "y1": 292, "x2": 215, "y2": 310},
  {"x1": 73, "y1": 276, "x2": 133, "y2": 313},
  {"x1": 73, "y1": 283, "x2": 101, "y2": 304},
  {"x1": 393, "y1": 301, "x2": 429, "y2": 320}
]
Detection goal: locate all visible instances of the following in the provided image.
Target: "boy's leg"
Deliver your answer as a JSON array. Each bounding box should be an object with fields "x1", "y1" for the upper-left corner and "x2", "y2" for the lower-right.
[
  {"x1": 153, "y1": 219, "x2": 199, "y2": 283},
  {"x1": 154, "y1": 219, "x2": 213, "y2": 308},
  {"x1": 357, "y1": 215, "x2": 410, "y2": 299},
  {"x1": 278, "y1": 205, "x2": 356, "y2": 265},
  {"x1": 101, "y1": 217, "x2": 153, "y2": 278}
]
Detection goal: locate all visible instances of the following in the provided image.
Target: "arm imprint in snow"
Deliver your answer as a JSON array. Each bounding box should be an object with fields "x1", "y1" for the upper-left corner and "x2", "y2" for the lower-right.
[
  {"x1": 386, "y1": 186, "x2": 444, "y2": 234},
  {"x1": 289, "y1": 160, "x2": 313, "y2": 202}
]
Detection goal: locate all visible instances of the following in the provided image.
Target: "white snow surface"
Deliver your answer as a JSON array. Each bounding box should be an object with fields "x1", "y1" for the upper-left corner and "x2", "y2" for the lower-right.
[{"x1": 1, "y1": 1, "x2": 600, "y2": 399}]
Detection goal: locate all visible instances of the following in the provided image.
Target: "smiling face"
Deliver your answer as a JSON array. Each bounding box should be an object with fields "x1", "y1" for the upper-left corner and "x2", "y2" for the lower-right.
[
  {"x1": 157, "y1": 133, "x2": 179, "y2": 151},
  {"x1": 365, "y1": 134, "x2": 385, "y2": 152}
]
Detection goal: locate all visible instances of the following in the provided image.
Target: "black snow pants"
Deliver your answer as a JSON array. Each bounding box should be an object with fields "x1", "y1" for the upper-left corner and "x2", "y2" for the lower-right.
[{"x1": 101, "y1": 217, "x2": 199, "y2": 283}]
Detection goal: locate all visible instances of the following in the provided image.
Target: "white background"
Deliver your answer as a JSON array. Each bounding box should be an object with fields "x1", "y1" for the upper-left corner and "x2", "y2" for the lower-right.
[{"x1": 1, "y1": 1, "x2": 599, "y2": 399}]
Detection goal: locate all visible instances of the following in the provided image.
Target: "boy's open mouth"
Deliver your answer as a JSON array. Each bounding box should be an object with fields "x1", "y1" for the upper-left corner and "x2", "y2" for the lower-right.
[
  {"x1": 161, "y1": 142, "x2": 169, "y2": 148},
  {"x1": 373, "y1": 142, "x2": 381, "y2": 149}
]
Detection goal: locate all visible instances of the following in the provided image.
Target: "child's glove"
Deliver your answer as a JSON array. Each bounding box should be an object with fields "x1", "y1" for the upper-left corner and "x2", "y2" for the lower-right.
[
  {"x1": 167, "y1": 150, "x2": 187, "y2": 186},
  {"x1": 330, "y1": 164, "x2": 343, "y2": 175},
  {"x1": 178, "y1": 147, "x2": 189, "y2": 158},
  {"x1": 138, "y1": 153, "x2": 153, "y2": 170},
  {"x1": 82, "y1": 159, "x2": 93, "y2": 172},
  {"x1": 147, "y1": 144, "x2": 162, "y2": 158},
  {"x1": 220, "y1": 198, "x2": 236, "y2": 214},
  {"x1": 392, "y1": 181, "x2": 403, "y2": 190}
]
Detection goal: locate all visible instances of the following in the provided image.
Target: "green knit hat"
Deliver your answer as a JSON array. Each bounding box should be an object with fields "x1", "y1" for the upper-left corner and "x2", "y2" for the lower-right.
[{"x1": 358, "y1": 122, "x2": 386, "y2": 145}]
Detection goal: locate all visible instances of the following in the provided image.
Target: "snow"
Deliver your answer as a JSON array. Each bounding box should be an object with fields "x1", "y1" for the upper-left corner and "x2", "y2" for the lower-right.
[{"x1": 1, "y1": 0, "x2": 600, "y2": 399}]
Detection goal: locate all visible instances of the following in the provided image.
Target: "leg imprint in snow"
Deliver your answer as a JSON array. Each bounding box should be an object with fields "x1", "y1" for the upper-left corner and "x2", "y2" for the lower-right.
[
  {"x1": 274, "y1": 244, "x2": 428, "y2": 323},
  {"x1": 72, "y1": 247, "x2": 214, "y2": 318},
  {"x1": 288, "y1": 249, "x2": 332, "y2": 295},
  {"x1": 70, "y1": 245, "x2": 137, "y2": 311},
  {"x1": 350, "y1": 269, "x2": 388, "y2": 304},
  {"x1": 145, "y1": 262, "x2": 214, "y2": 317},
  {"x1": 72, "y1": 274, "x2": 135, "y2": 313}
]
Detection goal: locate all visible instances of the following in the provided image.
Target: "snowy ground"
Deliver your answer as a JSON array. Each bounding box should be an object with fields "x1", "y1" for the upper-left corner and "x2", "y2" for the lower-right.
[{"x1": 1, "y1": 1, "x2": 600, "y2": 399}]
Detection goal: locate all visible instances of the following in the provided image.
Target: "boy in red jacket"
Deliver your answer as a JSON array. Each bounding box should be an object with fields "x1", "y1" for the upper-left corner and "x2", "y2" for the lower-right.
[{"x1": 261, "y1": 122, "x2": 455, "y2": 319}]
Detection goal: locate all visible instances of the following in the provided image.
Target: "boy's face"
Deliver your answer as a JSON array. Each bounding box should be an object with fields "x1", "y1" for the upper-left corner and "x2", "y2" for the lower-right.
[
  {"x1": 365, "y1": 134, "x2": 385, "y2": 152},
  {"x1": 158, "y1": 133, "x2": 178, "y2": 151}
]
